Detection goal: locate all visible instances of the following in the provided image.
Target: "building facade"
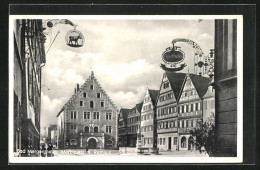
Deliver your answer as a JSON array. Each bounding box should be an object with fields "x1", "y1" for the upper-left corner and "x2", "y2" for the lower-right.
[
  {"x1": 126, "y1": 102, "x2": 143, "y2": 147},
  {"x1": 214, "y1": 19, "x2": 237, "y2": 156},
  {"x1": 140, "y1": 88, "x2": 159, "y2": 148},
  {"x1": 13, "y1": 19, "x2": 46, "y2": 155},
  {"x1": 177, "y1": 74, "x2": 213, "y2": 151},
  {"x1": 118, "y1": 108, "x2": 131, "y2": 147},
  {"x1": 56, "y1": 72, "x2": 118, "y2": 149},
  {"x1": 156, "y1": 72, "x2": 186, "y2": 151}
]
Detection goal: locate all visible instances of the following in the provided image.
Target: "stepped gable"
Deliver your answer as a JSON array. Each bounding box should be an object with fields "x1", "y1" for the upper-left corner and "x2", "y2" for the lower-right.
[
  {"x1": 135, "y1": 102, "x2": 143, "y2": 113},
  {"x1": 188, "y1": 74, "x2": 212, "y2": 98},
  {"x1": 165, "y1": 72, "x2": 186, "y2": 100},
  {"x1": 148, "y1": 89, "x2": 160, "y2": 105},
  {"x1": 57, "y1": 71, "x2": 117, "y2": 117}
]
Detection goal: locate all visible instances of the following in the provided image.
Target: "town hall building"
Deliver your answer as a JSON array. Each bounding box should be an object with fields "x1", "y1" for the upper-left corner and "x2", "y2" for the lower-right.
[{"x1": 56, "y1": 71, "x2": 118, "y2": 149}]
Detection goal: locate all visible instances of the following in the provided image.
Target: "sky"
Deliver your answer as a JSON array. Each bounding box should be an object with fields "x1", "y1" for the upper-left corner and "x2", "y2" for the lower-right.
[{"x1": 40, "y1": 18, "x2": 214, "y2": 132}]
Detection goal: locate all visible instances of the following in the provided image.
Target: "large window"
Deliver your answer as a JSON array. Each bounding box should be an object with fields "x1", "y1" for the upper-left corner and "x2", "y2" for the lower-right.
[
  {"x1": 106, "y1": 126, "x2": 112, "y2": 133},
  {"x1": 83, "y1": 92, "x2": 87, "y2": 98},
  {"x1": 71, "y1": 111, "x2": 77, "y2": 119},
  {"x1": 106, "y1": 112, "x2": 112, "y2": 120},
  {"x1": 94, "y1": 112, "x2": 100, "y2": 119},
  {"x1": 101, "y1": 101, "x2": 104, "y2": 107},
  {"x1": 97, "y1": 93, "x2": 101, "y2": 98}
]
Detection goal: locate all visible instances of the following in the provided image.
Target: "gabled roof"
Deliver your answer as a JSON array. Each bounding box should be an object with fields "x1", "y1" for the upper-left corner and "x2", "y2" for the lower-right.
[
  {"x1": 188, "y1": 74, "x2": 212, "y2": 98},
  {"x1": 119, "y1": 108, "x2": 131, "y2": 120},
  {"x1": 135, "y1": 102, "x2": 143, "y2": 113},
  {"x1": 57, "y1": 71, "x2": 117, "y2": 117},
  {"x1": 148, "y1": 89, "x2": 160, "y2": 105},
  {"x1": 165, "y1": 72, "x2": 186, "y2": 100}
]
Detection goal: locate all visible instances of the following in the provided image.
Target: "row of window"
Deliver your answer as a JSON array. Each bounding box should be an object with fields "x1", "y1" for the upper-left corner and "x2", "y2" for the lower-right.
[
  {"x1": 157, "y1": 105, "x2": 177, "y2": 117},
  {"x1": 128, "y1": 116, "x2": 140, "y2": 124},
  {"x1": 70, "y1": 125, "x2": 113, "y2": 133},
  {"x1": 82, "y1": 92, "x2": 102, "y2": 98},
  {"x1": 70, "y1": 111, "x2": 112, "y2": 120},
  {"x1": 143, "y1": 138, "x2": 153, "y2": 145},
  {"x1": 179, "y1": 103, "x2": 200, "y2": 113},
  {"x1": 79, "y1": 100, "x2": 105, "y2": 108},
  {"x1": 158, "y1": 137, "x2": 178, "y2": 145},
  {"x1": 141, "y1": 125, "x2": 153, "y2": 132},
  {"x1": 179, "y1": 119, "x2": 202, "y2": 128},
  {"x1": 181, "y1": 89, "x2": 197, "y2": 97},
  {"x1": 128, "y1": 125, "x2": 140, "y2": 133},
  {"x1": 158, "y1": 119, "x2": 178, "y2": 130},
  {"x1": 142, "y1": 104, "x2": 152, "y2": 111},
  {"x1": 159, "y1": 92, "x2": 174, "y2": 102},
  {"x1": 141, "y1": 113, "x2": 153, "y2": 121}
]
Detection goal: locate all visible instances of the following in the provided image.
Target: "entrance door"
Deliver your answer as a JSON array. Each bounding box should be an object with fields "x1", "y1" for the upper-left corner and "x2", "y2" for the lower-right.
[
  {"x1": 88, "y1": 138, "x2": 97, "y2": 149},
  {"x1": 188, "y1": 136, "x2": 194, "y2": 150},
  {"x1": 168, "y1": 137, "x2": 172, "y2": 150}
]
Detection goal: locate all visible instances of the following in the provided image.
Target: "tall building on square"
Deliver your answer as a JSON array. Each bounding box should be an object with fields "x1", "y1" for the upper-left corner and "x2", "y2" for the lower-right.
[
  {"x1": 177, "y1": 74, "x2": 213, "y2": 151},
  {"x1": 118, "y1": 108, "x2": 131, "y2": 147},
  {"x1": 156, "y1": 72, "x2": 186, "y2": 151},
  {"x1": 140, "y1": 88, "x2": 159, "y2": 149},
  {"x1": 13, "y1": 19, "x2": 46, "y2": 154},
  {"x1": 56, "y1": 71, "x2": 118, "y2": 149}
]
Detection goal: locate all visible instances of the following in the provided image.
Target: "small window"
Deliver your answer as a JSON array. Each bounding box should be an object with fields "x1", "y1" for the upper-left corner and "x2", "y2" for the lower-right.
[
  {"x1": 94, "y1": 126, "x2": 99, "y2": 132},
  {"x1": 84, "y1": 126, "x2": 89, "y2": 132},
  {"x1": 90, "y1": 85, "x2": 94, "y2": 90},
  {"x1": 97, "y1": 93, "x2": 101, "y2": 98},
  {"x1": 90, "y1": 101, "x2": 94, "y2": 108},
  {"x1": 83, "y1": 92, "x2": 87, "y2": 98},
  {"x1": 80, "y1": 101, "x2": 83, "y2": 106},
  {"x1": 101, "y1": 101, "x2": 104, "y2": 107}
]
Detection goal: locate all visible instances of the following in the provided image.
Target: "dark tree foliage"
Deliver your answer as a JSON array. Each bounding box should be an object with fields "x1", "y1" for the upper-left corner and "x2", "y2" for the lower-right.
[{"x1": 190, "y1": 121, "x2": 216, "y2": 157}]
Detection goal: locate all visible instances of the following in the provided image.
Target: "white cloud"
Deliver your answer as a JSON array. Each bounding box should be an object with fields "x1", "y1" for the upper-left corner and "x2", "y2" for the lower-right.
[
  {"x1": 40, "y1": 93, "x2": 67, "y2": 132},
  {"x1": 199, "y1": 33, "x2": 213, "y2": 39}
]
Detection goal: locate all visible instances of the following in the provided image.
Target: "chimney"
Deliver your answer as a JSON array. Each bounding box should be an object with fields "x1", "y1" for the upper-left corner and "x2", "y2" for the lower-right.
[{"x1": 77, "y1": 84, "x2": 79, "y2": 92}]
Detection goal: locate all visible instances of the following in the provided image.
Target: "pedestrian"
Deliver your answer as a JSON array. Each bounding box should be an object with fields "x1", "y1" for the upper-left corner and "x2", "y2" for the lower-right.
[
  {"x1": 41, "y1": 144, "x2": 46, "y2": 157},
  {"x1": 47, "y1": 143, "x2": 53, "y2": 157}
]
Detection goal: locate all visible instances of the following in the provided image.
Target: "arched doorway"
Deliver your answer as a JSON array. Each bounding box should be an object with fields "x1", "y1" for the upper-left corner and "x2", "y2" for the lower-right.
[
  {"x1": 188, "y1": 136, "x2": 194, "y2": 150},
  {"x1": 181, "y1": 136, "x2": 186, "y2": 148},
  {"x1": 84, "y1": 126, "x2": 89, "y2": 132},
  {"x1": 94, "y1": 126, "x2": 99, "y2": 132},
  {"x1": 88, "y1": 138, "x2": 97, "y2": 149}
]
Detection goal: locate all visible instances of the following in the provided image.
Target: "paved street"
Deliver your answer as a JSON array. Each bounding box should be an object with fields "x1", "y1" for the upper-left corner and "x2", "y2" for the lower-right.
[{"x1": 51, "y1": 149, "x2": 209, "y2": 157}]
